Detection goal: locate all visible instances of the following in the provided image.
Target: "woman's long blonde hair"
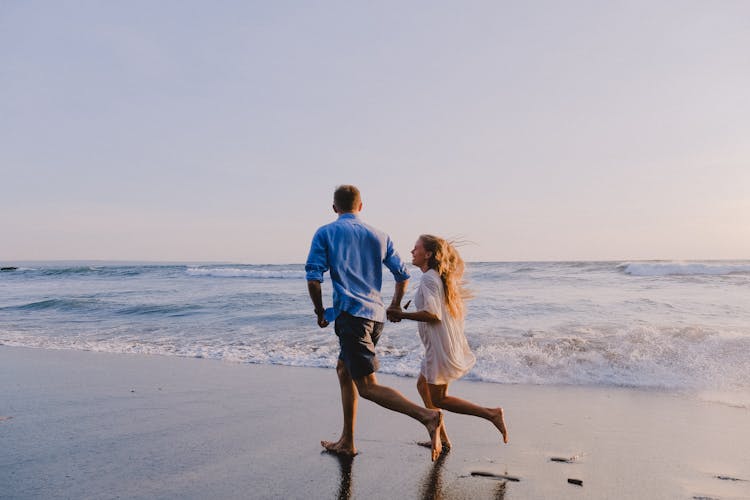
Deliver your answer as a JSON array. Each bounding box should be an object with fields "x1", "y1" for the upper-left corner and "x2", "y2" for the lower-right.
[{"x1": 419, "y1": 234, "x2": 471, "y2": 319}]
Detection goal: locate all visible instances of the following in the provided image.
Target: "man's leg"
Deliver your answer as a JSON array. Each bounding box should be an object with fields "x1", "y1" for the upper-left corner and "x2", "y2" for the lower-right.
[
  {"x1": 322, "y1": 359, "x2": 359, "y2": 455},
  {"x1": 354, "y1": 373, "x2": 444, "y2": 461}
]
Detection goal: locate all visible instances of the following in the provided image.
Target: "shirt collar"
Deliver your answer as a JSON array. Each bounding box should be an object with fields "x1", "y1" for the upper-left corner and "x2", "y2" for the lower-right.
[{"x1": 337, "y1": 213, "x2": 360, "y2": 220}]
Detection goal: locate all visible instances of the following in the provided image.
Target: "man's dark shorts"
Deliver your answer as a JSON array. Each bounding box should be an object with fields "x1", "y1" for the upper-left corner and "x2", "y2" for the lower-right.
[{"x1": 335, "y1": 311, "x2": 383, "y2": 379}]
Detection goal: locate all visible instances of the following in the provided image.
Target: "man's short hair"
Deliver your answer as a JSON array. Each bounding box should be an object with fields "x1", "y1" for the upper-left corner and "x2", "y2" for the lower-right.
[{"x1": 333, "y1": 185, "x2": 361, "y2": 212}]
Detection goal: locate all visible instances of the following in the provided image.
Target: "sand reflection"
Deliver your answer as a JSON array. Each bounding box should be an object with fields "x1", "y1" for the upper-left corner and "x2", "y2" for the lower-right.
[
  {"x1": 419, "y1": 450, "x2": 506, "y2": 500},
  {"x1": 329, "y1": 453, "x2": 354, "y2": 500},
  {"x1": 419, "y1": 450, "x2": 449, "y2": 499},
  {"x1": 326, "y1": 447, "x2": 505, "y2": 500}
]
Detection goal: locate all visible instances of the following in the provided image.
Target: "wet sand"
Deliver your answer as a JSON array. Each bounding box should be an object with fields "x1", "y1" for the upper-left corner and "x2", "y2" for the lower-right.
[{"x1": 1, "y1": 346, "x2": 749, "y2": 499}]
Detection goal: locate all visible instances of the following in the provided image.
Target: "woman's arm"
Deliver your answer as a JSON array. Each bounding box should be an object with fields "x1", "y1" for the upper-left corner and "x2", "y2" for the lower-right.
[{"x1": 391, "y1": 309, "x2": 440, "y2": 323}]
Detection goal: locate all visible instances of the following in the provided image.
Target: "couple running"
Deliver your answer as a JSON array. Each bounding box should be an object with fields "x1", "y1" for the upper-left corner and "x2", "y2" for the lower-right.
[{"x1": 305, "y1": 185, "x2": 508, "y2": 461}]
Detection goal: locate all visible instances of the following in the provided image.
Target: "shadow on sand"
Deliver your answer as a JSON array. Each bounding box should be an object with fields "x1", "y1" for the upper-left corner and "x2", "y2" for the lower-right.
[
  {"x1": 325, "y1": 448, "x2": 506, "y2": 500},
  {"x1": 324, "y1": 452, "x2": 354, "y2": 500},
  {"x1": 419, "y1": 450, "x2": 506, "y2": 500}
]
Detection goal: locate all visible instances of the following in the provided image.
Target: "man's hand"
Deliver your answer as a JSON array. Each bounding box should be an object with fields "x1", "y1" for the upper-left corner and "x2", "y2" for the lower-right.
[{"x1": 316, "y1": 310, "x2": 330, "y2": 328}]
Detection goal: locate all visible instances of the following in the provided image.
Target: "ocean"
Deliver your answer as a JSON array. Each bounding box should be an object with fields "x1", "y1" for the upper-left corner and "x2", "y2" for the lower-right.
[{"x1": 2, "y1": 261, "x2": 749, "y2": 405}]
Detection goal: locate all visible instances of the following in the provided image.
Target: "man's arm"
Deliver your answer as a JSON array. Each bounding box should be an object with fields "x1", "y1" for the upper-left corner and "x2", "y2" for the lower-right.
[
  {"x1": 391, "y1": 279, "x2": 408, "y2": 308},
  {"x1": 386, "y1": 279, "x2": 408, "y2": 322},
  {"x1": 307, "y1": 280, "x2": 329, "y2": 328},
  {"x1": 383, "y1": 235, "x2": 410, "y2": 322},
  {"x1": 305, "y1": 228, "x2": 330, "y2": 328}
]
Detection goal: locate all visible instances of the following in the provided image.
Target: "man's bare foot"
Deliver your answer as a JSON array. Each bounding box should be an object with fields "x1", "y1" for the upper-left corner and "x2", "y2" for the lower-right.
[
  {"x1": 490, "y1": 408, "x2": 509, "y2": 444},
  {"x1": 321, "y1": 439, "x2": 358, "y2": 456},
  {"x1": 425, "y1": 410, "x2": 444, "y2": 461}
]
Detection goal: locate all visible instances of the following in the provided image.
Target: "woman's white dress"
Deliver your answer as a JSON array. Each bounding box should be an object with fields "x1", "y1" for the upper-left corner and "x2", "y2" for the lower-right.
[{"x1": 415, "y1": 269, "x2": 476, "y2": 385}]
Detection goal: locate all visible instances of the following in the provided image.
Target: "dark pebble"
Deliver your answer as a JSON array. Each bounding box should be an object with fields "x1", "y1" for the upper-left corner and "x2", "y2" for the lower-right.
[
  {"x1": 470, "y1": 471, "x2": 521, "y2": 482},
  {"x1": 715, "y1": 475, "x2": 744, "y2": 481}
]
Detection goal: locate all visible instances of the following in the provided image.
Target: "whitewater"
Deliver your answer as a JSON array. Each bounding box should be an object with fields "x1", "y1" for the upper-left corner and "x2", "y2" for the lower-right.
[{"x1": 1, "y1": 260, "x2": 749, "y2": 404}]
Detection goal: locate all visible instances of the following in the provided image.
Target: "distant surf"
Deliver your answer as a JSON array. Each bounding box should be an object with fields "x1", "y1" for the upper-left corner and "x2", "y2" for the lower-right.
[
  {"x1": 186, "y1": 266, "x2": 304, "y2": 279},
  {"x1": 619, "y1": 261, "x2": 750, "y2": 276}
]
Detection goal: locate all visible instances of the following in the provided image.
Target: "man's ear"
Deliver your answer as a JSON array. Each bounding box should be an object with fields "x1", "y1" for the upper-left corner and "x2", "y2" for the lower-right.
[{"x1": 332, "y1": 204, "x2": 339, "y2": 214}]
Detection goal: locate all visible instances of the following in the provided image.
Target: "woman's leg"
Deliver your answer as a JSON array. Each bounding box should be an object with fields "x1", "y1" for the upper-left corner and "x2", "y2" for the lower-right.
[
  {"x1": 417, "y1": 374, "x2": 451, "y2": 448},
  {"x1": 428, "y1": 382, "x2": 508, "y2": 443}
]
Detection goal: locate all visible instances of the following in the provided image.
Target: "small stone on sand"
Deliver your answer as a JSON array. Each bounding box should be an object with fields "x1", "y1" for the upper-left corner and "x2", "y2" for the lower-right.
[
  {"x1": 715, "y1": 475, "x2": 745, "y2": 482},
  {"x1": 471, "y1": 471, "x2": 520, "y2": 482}
]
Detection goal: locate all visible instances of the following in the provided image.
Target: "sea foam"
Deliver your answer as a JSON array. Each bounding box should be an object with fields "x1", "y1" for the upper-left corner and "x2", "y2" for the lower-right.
[{"x1": 2, "y1": 260, "x2": 749, "y2": 405}]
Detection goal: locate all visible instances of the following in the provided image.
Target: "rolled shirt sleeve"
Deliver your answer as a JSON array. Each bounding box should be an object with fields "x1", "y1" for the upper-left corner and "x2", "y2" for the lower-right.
[{"x1": 305, "y1": 229, "x2": 329, "y2": 282}]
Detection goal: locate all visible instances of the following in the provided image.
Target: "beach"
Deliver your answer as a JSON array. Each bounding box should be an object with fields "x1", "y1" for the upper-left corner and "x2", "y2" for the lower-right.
[
  {"x1": 2, "y1": 346, "x2": 748, "y2": 499},
  {"x1": 5, "y1": 0, "x2": 750, "y2": 496}
]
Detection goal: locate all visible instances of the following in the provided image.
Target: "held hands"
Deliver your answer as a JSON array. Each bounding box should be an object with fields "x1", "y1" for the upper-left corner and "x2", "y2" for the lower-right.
[
  {"x1": 386, "y1": 305, "x2": 403, "y2": 322},
  {"x1": 387, "y1": 298, "x2": 410, "y2": 322}
]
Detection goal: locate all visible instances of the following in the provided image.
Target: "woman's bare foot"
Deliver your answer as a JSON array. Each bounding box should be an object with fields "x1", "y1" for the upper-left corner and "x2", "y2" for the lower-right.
[
  {"x1": 418, "y1": 420, "x2": 451, "y2": 451},
  {"x1": 417, "y1": 438, "x2": 451, "y2": 451},
  {"x1": 425, "y1": 410, "x2": 444, "y2": 461},
  {"x1": 440, "y1": 424, "x2": 452, "y2": 450},
  {"x1": 490, "y1": 408, "x2": 509, "y2": 444},
  {"x1": 321, "y1": 438, "x2": 358, "y2": 456}
]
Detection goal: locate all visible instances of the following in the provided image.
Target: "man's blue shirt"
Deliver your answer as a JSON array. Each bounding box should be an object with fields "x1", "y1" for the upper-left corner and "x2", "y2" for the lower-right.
[{"x1": 305, "y1": 213, "x2": 410, "y2": 323}]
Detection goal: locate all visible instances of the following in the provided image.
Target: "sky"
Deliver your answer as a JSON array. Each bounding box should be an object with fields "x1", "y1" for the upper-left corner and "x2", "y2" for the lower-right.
[{"x1": 1, "y1": 1, "x2": 749, "y2": 263}]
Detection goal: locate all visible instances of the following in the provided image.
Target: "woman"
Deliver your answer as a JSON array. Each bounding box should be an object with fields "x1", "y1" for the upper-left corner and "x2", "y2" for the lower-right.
[{"x1": 389, "y1": 235, "x2": 508, "y2": 448}]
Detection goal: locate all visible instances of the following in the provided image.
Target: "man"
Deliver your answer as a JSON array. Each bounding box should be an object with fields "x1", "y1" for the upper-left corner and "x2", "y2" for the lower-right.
[{"x1": 306, "y1": 185, "x2": 444, "y2": 461}]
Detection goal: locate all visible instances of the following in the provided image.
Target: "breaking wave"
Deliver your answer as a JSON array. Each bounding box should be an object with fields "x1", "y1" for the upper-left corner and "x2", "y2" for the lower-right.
[{"x1": 620, "y1": 262, "x2": 750, "y2": 277}]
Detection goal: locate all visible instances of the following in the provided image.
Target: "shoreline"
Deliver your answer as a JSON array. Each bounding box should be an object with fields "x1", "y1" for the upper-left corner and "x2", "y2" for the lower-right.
[{"x1": 2, "y1": 346, "x2": 749, "y2": 499}]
